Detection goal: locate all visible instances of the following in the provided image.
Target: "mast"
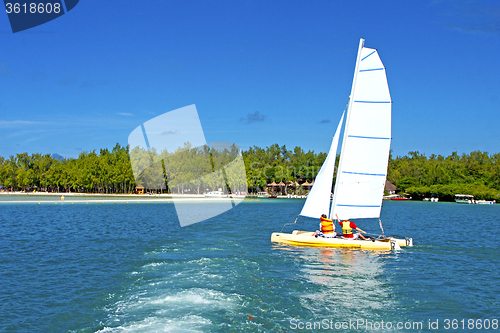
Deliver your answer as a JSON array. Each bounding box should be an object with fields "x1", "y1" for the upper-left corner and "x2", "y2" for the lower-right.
[{"x1": 329, "y1": 38, "x2": 364, "y2": 220}]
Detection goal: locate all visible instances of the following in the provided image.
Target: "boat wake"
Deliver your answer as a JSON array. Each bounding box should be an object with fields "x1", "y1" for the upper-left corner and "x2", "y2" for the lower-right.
[
  {"x1": 97, "y1": 249, "x2": 241, "y2": 333},
  {"x1": 99, "y1": 288, "x2": 233, "y2": 332}
]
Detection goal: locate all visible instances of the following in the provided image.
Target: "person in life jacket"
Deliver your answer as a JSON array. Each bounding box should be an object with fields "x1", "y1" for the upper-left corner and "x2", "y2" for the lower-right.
[
  {"x1": 335, "y1": 214, "x2": 368, "y2": 240},
  {"x1": 312, "y1": 214, "x2": 337, "y2": 238}
]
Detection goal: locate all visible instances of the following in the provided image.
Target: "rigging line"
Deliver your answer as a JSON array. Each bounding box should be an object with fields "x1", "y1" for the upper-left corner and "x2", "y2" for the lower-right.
[
  {"x1": 364, "y1": 232, "x2": 388, "y2": 240},
  {"x1": 280, "y1": 214, "x2": 300, "y2": 233},
  {"x1": 378, "y1": 218, "x2": 385, "y2": 237}
]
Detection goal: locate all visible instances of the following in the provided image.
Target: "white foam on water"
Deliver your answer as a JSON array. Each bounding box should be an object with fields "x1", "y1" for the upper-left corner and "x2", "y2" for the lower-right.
[
  {"x1": 142, "y1": 261, "x2": 168, "y2": 268},
  {"x1": 98, "y1": 314, "x2": 210, "y2": 333},
  {"x1": 101, "y1": 287, "x2": 237, "y2": 332},
  {"x1": 99, "y1": 244, "x2": 248, "y2": 332},
  {"x1": 149, "y1": 289, "x2": 227, "y2": 306}
]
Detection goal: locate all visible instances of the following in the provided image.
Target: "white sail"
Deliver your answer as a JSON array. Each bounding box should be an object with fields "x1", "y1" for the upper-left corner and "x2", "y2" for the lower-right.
[
  {"x1": 300, "y1": 112, "x2": 344, "y2": 219},
  {"x1": 331, "y1": 40, "x2": 392, "y2": 220}
]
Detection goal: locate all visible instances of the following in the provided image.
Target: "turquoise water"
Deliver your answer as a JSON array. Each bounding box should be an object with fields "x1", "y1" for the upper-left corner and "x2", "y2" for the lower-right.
[{"x1": 1, "y1": 198, "x2": 499, "y2": 332}]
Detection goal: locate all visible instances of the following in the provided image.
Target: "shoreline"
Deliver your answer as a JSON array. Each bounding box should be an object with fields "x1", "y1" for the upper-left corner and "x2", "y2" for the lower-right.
[
  {"x1": 0, "y1": 192, "x2": 300, "y2": 199},
  {"x1": 0, "y1": 191, "x2": 298, "y2": 204},
  {"x1": 0, "y1": 191, "x2": 202, "y2": 198}
]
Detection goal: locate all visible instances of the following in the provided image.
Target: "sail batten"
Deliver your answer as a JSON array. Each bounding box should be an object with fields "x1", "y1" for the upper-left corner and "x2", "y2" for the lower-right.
[
  {"x1": 337, "y1": 204, "x2": 381, "y2": 208},
  {"x1": 361, "y1": 50, "x2": 376, "y2": 61},
  {"x1": 359, "y1": 68, "x2": 384, "y2": 72},
  {"x1": 353, "y1": 100, "x2": 391, "y2": 103},
  {"x1": 342, "y1": 171, "x2": 386, "y2": 176},
  {"x1": 348, "y1": 135, "x2": 390, "y2": 140}
]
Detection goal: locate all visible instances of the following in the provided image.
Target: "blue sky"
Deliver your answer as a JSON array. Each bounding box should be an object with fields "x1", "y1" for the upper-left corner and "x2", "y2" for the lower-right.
[{"x1": 1, "y1": 0, "x2": 499, "y2": 159}]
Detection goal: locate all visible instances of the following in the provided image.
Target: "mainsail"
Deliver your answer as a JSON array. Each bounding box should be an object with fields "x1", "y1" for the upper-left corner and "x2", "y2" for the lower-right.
[
  {"x1": 331, "y1": 39, "x2": 392, "y2": 220},
  {"x1": 299, "y1": 112, "x2": 344, "y2": 219}
]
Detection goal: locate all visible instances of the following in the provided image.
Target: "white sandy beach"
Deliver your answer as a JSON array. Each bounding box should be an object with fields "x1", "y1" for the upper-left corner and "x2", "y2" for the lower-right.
[{"x1": 0, "y1": 191, "x2": 266, "y2": 204}]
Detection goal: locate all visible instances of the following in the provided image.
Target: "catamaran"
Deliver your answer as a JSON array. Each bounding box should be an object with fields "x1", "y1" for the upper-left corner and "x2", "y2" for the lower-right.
[{"x1": 271, "y1": 39, "x2": 413, "y2": 250}]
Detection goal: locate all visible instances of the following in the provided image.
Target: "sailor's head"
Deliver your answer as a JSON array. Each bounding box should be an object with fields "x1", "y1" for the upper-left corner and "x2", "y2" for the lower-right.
[{"x1": 321, "y1": 214, "x2": 327, "y2": 218}]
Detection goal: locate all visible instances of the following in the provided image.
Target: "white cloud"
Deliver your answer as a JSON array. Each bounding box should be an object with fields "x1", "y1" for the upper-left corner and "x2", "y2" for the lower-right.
[{"x1": 0, "y1": 120, "x2": 46, "y2": 128}]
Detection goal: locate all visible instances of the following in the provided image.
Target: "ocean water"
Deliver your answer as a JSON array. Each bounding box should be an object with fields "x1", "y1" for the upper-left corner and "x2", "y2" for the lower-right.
[{"x1": 1, "y1": 197, "x2": 499, "y2": 332}]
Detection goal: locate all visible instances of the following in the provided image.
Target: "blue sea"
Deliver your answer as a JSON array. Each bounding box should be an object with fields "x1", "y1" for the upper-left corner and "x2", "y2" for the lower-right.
[{"x1": 1, "y1": 196, "x2": 499, "y2": 332}]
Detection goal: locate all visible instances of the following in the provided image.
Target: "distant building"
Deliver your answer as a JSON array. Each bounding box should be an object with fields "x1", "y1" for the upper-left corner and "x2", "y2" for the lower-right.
[{"x1": 385, "y1": 180, "x2": 397, "y2": 194}]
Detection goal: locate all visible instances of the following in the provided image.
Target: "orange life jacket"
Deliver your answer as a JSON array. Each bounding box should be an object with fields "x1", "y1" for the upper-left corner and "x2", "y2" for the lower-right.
[{"x1": 320, "y1": 216, "x2": 334, "y2": 234}]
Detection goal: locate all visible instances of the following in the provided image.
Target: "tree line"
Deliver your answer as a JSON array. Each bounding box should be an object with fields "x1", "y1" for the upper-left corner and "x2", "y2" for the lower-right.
[
  {"x1": 1, "y1": 143, "x2": 499, "y2": 201},
  {"x1": 0, "y1": 143, "x2": 327, "y2": 195},
  {"x1": 0, "y1": 144, "x2": 135, "y2": 194},
  {"x1": 388, "y1": 151, "x2": 500, "y2": 201},
  {"x1": 129, "y1": 143, "x2": 247, "y2": 195}
]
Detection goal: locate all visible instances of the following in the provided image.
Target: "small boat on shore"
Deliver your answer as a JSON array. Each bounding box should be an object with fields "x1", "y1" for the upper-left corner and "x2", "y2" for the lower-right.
[
  {"x1": 455, "y1": 194, "x2": 495, "y2": 204},
  {"x1": 423, "y1": 194, "x2": 439, "y2": 202},
  {"x1": 455, "y1": 194, "x2": 474, "y2": 204},
  {"x1": 391, "y1": 197, "x2": 410, "y2": 201},
  {"x1": 204, "y1": 189, "x2": 228, "y2": 198},
  {"x1": 476, "y1": 200, "x2": 496, "y2": 205}
]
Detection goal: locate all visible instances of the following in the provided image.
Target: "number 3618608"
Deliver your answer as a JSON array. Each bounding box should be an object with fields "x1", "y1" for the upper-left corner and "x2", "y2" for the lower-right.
[
  {"x1": 444, "y1": 319, "x2": 498, "y2": 330},
  {"x1": 5, "y1": 2, "x2": 61, "y2": 14}
]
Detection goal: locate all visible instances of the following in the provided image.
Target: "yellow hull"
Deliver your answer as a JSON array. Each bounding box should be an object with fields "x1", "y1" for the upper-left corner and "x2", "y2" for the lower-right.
[{"x1": 271, "y1": 230, "x2": 413, "y2": 250}]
